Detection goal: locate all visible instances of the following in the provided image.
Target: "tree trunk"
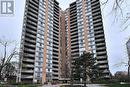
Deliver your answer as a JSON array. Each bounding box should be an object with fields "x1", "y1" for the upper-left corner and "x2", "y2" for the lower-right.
[
  {"x1": 83, "y1": 76, "x2": 87, "y2": 87},
  {"x1": 0, "y1": 68, "x2": 2, "y2": 82},
  {"x1": 0, "y1": 73, "x2": 3, "y2": 82},
  {"x1": 70, "y1": 75, "x2": 73, "y2": 87},
  {"x1": 0, "y1": 74, "x2": 1, "y2": 81},
  {"x1": 83, "y1": 68, "x2": 87, "y2": 87},
  {"x1": 84, "y1": 62, "x2": 87, "y2": 87},
  {"x1": 84, "y1": 83, "x2": 86, "y2": 87},
  {"x1": 128, "y1": 65, "x2": 130, "y2": 83}
]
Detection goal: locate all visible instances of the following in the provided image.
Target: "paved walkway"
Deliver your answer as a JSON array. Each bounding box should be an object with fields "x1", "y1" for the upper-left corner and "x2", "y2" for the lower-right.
[
  {"x1": 43, "y1": 85, "x2": 59, "y2": 87},
  {"x1": 82, "y1": 84, "x2": 106, "y2": 87},
  {"x1": 43, "y1": 84, "x2": 107, "y2": 87}
]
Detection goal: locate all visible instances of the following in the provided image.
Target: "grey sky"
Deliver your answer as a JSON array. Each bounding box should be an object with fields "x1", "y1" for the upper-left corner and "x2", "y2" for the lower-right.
[
  {"x1": 0, "y1": 0, "x2": 130, "y2": 74},
  {"x1": 101, "y1": 0, "x2": 130, "y2": 74}
]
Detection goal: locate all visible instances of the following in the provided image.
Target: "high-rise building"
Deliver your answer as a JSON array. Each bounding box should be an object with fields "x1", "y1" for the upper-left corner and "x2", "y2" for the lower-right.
[
  {"x1": 19, "y1": 0, "x2": 60, "y2": 83},
  {"x1": 67, "y1": 0, "x2": 110, "y2": 79},
  {"x1": 18, "y1": 0, "x2": 110, "y2": 83}
]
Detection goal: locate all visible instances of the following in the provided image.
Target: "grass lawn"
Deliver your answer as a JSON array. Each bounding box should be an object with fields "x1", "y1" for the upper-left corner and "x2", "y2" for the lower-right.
[
  {"x1": 0, "y1": 84, "x2": 40, "y2": 87},
  {"x1": 105, "y1": 83, "x2": 130, "y2": 87},
  {"x1": 17, "y1": 85, "x2": 38, "y2": 87}
]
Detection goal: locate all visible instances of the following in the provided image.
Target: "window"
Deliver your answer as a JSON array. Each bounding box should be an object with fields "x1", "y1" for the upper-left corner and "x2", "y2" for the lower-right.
[
  {"x1": 40, "y1": 43, "x2": 42, "y2": 46},
  {"x1": 39, "y1": 48, "x2": 42, "y2": 50},
  {"x1": 48, "y1": 69, "x2": 50, "y2": 72},
  {"x1": 38, "y1": 68, "x2": 40, "y2": 71},
  {"x1": 38, "y1": 62, "x2": 41, "y2": 65},
  {"x1": 39, "y1": 53, "x2": 42, "y2": 55},
  {"x1": 80, "y1": 39, "x2": 83, "y2": 43}
]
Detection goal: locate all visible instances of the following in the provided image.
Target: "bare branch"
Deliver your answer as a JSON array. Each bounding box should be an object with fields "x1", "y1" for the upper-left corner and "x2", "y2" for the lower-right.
[
  {"x1": 102, "y1": 0, "x2": 108, "y2": 5},
  {"x1": 102, "y1": 0, "x2": 130, "y2": 31},
  {"x1": 2, "y1": 42, "x2": 7, "y2": 65},
  {"x1": 0, "y1": 38, "x2": 19, "y2": 81},
  {"x1": 101, "y1": 0, "x2": 109, "y2": 10}
]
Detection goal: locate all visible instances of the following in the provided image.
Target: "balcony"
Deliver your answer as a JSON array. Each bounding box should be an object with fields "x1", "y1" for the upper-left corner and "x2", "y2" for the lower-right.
[
  {"x1": 53, "y1": 52, "x2": 59, "y2": 56},
  {"x1": 70, "y1": 12, "x2": 77, "y2": 17},
  {"x1": 99, "y1": 65, "x2": 108, "y2": 68},
  {"x1": 96, "y1": 43, "x2": 105, "y2": 46},
  {"x1": 52, "y1": 67, "x2": 59, "y2": 71},
  {"x1": 97, "y1": 51, "x2": 107, "y2": 55},
  {"x1": 28, "y1": 7, "x2": 38, "y2": 15},
  {"x1": 24, "y1": 43, "x2": 35, "y2": 48},
  {"x1": 98, "y1": 61, "x2": 108, "y2": 64},
  {"x1": 92, "y1": 11, "x2": 101, "y2": 17},
  {"x1": 70, "y1": 17, "x2": 77, "y2": 22},
  {"x1": 25, "y1": 34, "x2": 36, "y2": 39},
  {"x1": 102, "y1": 69, "x2": 110, "y2": 73},
  {"x1": 28, "y1": 3, "x2": 38, "y2": 11},
  {"x1": 24, "y1": 48, "x2": 35, "y2": 53},
  {"x1": 92, "y1": 12, "x2": 100, "y2": 18},
  {"x1": 96, "y1": 47, "x2": 106, "y2": 50},
  {"x1": 29, "y1": 0, "x2": 39, "y2": 7},
  {"x1": 70, "y1": 25, "x2": 78, "y2": 29},
  {"x1": 21, "y1": 75, "x2": 33, "y2": 79},
  {"x1": 53, "y1": 55, "x2": 58, "y2": 59},
  {"x1": 52, "y1": 76, "x2": 59, "y2": 80},
  {"x1": 23, "y1": 59, "x2": 34, "y2": 63},
  {"x1": 95, "y1": 38, "x2": 104, "y2": 42},
  {"x1": 52, "y1": 71, "x2": 59, "y2": 75},
  {"x1": 71, "y1": 44, "x2": 79, "y2": 48},
  {"x1": 93, "y1": 18, "x2": 102, "y2": 23},
  {"x1": 52, "y1": 60, "x2": 58, "y2": 63},
  {"x1": 26, "y1": 24, "x2": 37, "y2": 31},
  {"x1": 91, "y1": 1, "x2": 99, "y2": 7},
  {"x1": 28, "y1": 11, "x2": 38, "y2": 19},
  {"x1": 70, "y1": 16, "x2": 77, "y2": 21},
  {"x1": 70, "y1": 5, "x2": 76, "y2": 11},
  {"x1": 24, "y1": 64, "x2": 34, "y2": 68},
  {"x1": 21, "y1": 70, "x2": 34, "y2": 73},
  {"x1": 70, "y1": 22, "x2": 77, "y2": 27},
  {"x1": 24, "y1": 38, "x2": 36, "y2": 43},
  {"x1": 95, "y1": 33, "x2": 104, "y2": 37},
  {"x1": 71, "y1": 38, "x2": 78, "y2": 42},
  {"x1": 27, "y1": 20, "x2": 37, "y2": 26},
  {"x1": 27, "y1": 15, "x2": 37, "y2": 22},
  {"x1": 97, "y1": 56, "x2": 107, "y2": 60},
  {"x1": 71, "y1": 31, "x2": 78, "y2": 36},
  {"x1": 26, "y1": 29, "x2": 36, "y2": 36},
  {"x1": 71, "y1": 48, "x2": 79, "y2": 52},
  {"x1": 52, "y1": 64, "x2": 59, "y2": 67},
  {"x1": 24, "y1": 54, "x2": 35, "y2": 58}
]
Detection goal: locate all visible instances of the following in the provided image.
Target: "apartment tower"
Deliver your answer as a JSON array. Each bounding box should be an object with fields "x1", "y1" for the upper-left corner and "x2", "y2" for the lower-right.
[
  {"x1": 66, "y1": 0, "x2": 110, "y2": 79},
  {"x1": 19, "y1": 0, "x2": 60, "y2": 83},
  {"x1": 19, "y1": 0, "x2": 110, "y2": 83}
]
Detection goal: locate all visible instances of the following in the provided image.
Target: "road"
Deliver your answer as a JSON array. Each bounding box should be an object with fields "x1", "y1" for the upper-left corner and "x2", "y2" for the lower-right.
[{"x1": 43, "y1": 84, "x2": 107, "y2": 87}]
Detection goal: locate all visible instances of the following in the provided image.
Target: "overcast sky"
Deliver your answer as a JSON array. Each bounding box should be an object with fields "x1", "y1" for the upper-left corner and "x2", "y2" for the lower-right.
[{"x1": 0, "y1": 0, "x2": 130, "y2": 74}]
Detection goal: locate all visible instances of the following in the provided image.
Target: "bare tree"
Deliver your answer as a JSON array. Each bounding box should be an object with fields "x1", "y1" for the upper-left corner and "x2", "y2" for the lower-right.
[
  {"x1": 0, "y1": 39, "x2": 18, "y2": 82},
  {"x1": 3, "y1": 62, "x2": 16, "y2": 79},
  {"x1": 102, "y1": 0, "x2": 130, "y2": 30},
  {"x1": 102, "y1": 0, "x2": 124, "y2": 11}
]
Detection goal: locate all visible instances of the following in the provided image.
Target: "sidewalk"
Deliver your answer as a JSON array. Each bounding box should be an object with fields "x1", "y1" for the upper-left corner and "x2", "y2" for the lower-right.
[
  {"x1": 42, "y1": 84, "x2": 107, "y2": 87},
  {"x1": 43, "y1": 84, "x2": 59, "y2": 87}
]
